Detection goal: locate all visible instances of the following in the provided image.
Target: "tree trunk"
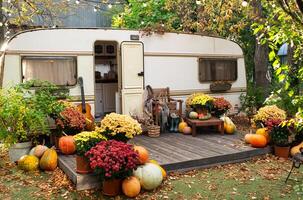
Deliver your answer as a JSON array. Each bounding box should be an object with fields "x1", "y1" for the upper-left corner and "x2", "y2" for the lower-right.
[
  {"x1": 254, "y1": 43, "x2": 269, "y2": 89},
  {"x1": 0, "y1": 0, "x2": 4, "y2": 88},
  {"x1": 0, "y1": 0, "x2": 4, "y2": 47},
  {"x1": 252, "y1": 0, "x2": 270, "y2": 93}
]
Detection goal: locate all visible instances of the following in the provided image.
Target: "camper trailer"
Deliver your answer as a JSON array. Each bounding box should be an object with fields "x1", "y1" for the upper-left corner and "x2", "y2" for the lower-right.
[{"x1": 0, "y1": 28, "x2": 246, "y2": 117}]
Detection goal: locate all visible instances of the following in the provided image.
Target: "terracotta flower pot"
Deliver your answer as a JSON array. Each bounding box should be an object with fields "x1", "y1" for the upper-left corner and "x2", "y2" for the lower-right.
[
  {"x1": 102, "y1": 179, "x2": 122, "y2": 196},
  {"x1": 76, "y1": 155, "x2": 92, "y2": 174},
  {"x1": 274, "y1": 145, "x2": 290, "y2": 158}
]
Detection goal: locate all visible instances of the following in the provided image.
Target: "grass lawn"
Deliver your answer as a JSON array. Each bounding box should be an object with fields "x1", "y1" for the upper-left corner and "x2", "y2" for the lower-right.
[{"x1": 1, "y1": 147, "x2": 303, "y2": 200}]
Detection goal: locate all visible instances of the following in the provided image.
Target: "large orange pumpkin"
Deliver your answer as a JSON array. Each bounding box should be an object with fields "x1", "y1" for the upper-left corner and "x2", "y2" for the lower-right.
[
  {"x1": 122, "y1": 176, "x2": 141, "y2": 198},
  {"x1": 40, "y1": 148, "x2": 58, "y2": 171},
  {"x1": 256, "y1": 128, "x2": 269, "y2": 143},
  {"x1": 59, "y1": 136, "x2": 76, "y2": 155},
  {"x1": 134, "y1": 146, "x2": 149, "y2": 164},
  {"x1": 250, "y1": 134, "x2": 267, "y2": 148}
]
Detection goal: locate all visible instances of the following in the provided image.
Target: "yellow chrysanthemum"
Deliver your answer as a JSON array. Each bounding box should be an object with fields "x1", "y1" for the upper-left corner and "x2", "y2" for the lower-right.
[
  {"x1": 186, "y1": 93, "x2": 214, "y2": 107},
  {"x1": 253, "y1": 105, "x2": 287, "y2": 125},
  {"x1": 96, "y1": 113, "x2": 142, "y2": 139}
]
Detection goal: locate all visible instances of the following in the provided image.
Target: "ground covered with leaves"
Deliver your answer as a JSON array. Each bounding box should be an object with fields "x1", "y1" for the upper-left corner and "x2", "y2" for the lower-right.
[{"x1": 1, "y1": 146, "x2": 303, "y2": 200}]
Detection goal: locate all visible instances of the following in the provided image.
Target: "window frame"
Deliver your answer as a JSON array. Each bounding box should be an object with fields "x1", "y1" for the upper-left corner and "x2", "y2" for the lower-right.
[
  {"x1": 198, "y1": 57, "x2": 238, "y2": 83},
  {"x1": 21, "y1": 56, "x2": 78, "y2": 87}
]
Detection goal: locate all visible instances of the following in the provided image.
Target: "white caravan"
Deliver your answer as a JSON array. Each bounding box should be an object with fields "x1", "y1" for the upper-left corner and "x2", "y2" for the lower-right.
[{"x1": 0, "y1": 28, "x2": 246, "y2": 117}]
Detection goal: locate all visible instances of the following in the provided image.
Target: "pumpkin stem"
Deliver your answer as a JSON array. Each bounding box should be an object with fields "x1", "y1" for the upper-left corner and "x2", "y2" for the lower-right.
[{"x1": 62, "y1": 131, "x2": 68, "y2": 136}]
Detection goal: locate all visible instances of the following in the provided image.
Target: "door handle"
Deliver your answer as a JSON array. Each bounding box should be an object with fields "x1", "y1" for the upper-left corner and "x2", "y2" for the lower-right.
[{"x1": 137, "y1": 71, "x2": 144, "y2": 76}]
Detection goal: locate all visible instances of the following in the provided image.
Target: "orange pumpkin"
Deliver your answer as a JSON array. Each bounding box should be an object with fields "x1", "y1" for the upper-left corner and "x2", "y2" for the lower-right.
[
  {"x1": 244, "y1": 133, "x2": 254, "y2": 144},
  {"x1": 134, "y1": 146, "x2": 149, "y2": 164},
  {"x1": 59, "y1": 136, "x2": 76, "y2": 155},
  {"x1": 122, "y1": 176, "x2": 141, "y2": 198},
  {"x1": 256, "y1": 128, "x2": 269, "y2": 143},
  {"x1": 183, "y1": 126, "x2": 192, "y2": 134},
  {"x1": 250, "y1": 134, "x2": 267, "y2": 148}
]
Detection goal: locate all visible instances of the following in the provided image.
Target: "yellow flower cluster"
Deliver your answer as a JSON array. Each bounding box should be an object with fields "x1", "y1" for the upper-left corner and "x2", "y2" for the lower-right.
[
  {"x1": 186, "y1": 93, "x2": 214, "y2": 107},
  {"x1": 96, "y1": 113, "x2": 142, "y2": 139},
  {"x1": 74, "y1": 131, "x2": 107, "y2": 142},
  {"x1": 253, "y1": 105, "x2": 287, "y2": 124}
]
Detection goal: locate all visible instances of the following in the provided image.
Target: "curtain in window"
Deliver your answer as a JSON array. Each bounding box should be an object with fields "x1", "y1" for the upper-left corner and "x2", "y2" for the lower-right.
[
  {"x1": 199, "y1": 59, "x2": 237, "y2": 82},
  {"x1": 22, "y1": 57, "x2": 77, "y2": 86}
]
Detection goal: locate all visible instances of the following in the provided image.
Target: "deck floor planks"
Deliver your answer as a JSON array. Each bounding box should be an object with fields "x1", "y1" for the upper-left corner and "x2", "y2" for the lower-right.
[
  {"x1": 163, "y1": 134, "x2": 240, "y2": 154},
  {"x1": 200, "y1": 134, "x2": 251, "y2": 151},
  {"x1": 159, "y1": 134, "x2": 229, "y2": 157},
  {"x1": 132, "y1": 137, "x2": 202, "y2": 162},
  {"x1": 130, "y1": 138, "x2": 185, "y2": 163},
  {"x1": 58, "y1": 132, "x2": 271, "y2": 190}
]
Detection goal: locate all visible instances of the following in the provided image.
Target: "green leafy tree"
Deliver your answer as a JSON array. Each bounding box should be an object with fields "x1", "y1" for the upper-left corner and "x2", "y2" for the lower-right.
[{"x1": 253, "y1": 0, "x2": 303, "y2": 115}]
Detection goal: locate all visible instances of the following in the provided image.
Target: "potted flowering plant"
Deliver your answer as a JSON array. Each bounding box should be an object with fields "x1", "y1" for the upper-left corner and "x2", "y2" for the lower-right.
[
  {"x1": 96, "y1": 113, "x2": 142, "y2": 142},
  {"x1": 85, "y1": 140, "x2": 139, "y2": 196},
  {"x1": 212, "y1": 97, "x2": 231, "y2": 117},
  {"x1": 186, "y1": 93, "x2": 214, "y2": 117},
  {"x1": 55, "y1": 107, "x2": 86, "y2": 135},
  {"x1": 252, "y1": 105, "x2": 287, "y2": 128},
  {"x1": 270, "y1": 122, "x2": 294, "y2": 158},
  {"x1": 74, "y1": 131, "x2": 107, "y2": 174}
]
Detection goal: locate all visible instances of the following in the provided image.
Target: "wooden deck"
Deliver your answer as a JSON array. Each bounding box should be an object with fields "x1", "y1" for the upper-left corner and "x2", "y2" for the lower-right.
[{"x1": 58, "y1": 132, "x2": 271, "y2": 190}]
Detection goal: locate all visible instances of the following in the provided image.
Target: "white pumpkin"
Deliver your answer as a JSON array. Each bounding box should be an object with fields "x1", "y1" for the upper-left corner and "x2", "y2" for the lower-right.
[{"x1": 133, "y1": 163, "x2": 163, "y2": 190}]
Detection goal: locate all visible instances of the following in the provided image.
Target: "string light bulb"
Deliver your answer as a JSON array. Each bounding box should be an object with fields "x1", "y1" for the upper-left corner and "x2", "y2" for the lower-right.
[
  {"x1": 75, "y1": 0, "x2": 80, "y2": 5},
  {"x1": 242, "y1": 1, "x2": 248, "y2": 7},
  {"x1": 108, "y1": 4, "x2": 112, "y2": 9}
]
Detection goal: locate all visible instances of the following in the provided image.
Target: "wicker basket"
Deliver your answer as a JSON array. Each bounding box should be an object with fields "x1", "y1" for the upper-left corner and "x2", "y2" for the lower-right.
[{"x1": 147, "y1": 125, "x2": 160, "y2": 137}]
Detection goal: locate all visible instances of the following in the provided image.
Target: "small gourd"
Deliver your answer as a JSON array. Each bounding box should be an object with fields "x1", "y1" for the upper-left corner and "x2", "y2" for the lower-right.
[
  {"x1": 178, "y1": 119, "x2": 188, "y2": 133},
  {"x1": 256, "y1": 128, "x2": 269, "y2": 143},
  {"x1": 189, "y1": 111, "x2": 198, "y2": 119},
  {"x1": 183, "y1": 126, "x2": 192, "y2": 135},
  {"x1": 225, "y1": 124, "x2": 236, "y2": 134},
  {"x1": 291, "y1": 142, "x2": 303, "y2": 156}
]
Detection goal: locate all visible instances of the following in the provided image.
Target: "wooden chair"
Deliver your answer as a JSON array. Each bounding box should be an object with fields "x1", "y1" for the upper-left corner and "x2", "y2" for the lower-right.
[
  {"x1": 145, "y1": 86, "x2": 183, "y2": 131},
  {"x1": 152, "y1": 87, "x2": 183, "y2": 117}
]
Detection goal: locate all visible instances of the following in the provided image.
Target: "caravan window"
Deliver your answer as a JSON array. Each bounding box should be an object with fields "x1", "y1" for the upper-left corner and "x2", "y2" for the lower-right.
[
  {"x1": 22, "y1": 56, "x2": 77, "y2": 86},
  {"x1": 198, "y1": 58, "x2": 237, "y2": 82}
]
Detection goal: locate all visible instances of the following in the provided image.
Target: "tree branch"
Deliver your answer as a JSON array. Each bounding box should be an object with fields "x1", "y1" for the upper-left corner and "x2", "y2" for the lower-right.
[
  {"x1": 277, "y1": 0, "x2": 303, "y2": 25},
  {"x1": 296, "y1": 0, "x2": 303, "y2": 14}
]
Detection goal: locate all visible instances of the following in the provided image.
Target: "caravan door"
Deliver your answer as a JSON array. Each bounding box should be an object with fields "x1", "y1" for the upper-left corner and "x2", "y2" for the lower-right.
[{"x1": 121, "y1": 41, "x2": 144, "y2": 115}]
